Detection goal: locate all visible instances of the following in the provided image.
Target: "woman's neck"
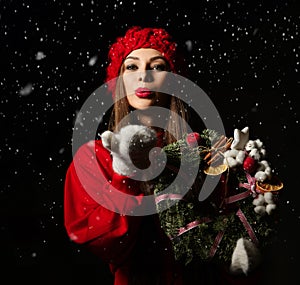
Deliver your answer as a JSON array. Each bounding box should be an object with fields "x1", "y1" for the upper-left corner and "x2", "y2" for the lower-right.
[{"x1": 131, "y1": 108, "x2": 170, "y2": 130}]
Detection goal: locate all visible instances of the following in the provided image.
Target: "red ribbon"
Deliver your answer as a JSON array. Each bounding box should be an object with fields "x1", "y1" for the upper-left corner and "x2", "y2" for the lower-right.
[
  {"x1": 236, "y1": 208, "x2": 259, "y2": 245},
  {"x1": 209, "y1": 230, "x2": 225, "y2": 259},
  {"x1": 155, "y1": 193, "x2": 185, "y2": 204},
  {"x1": 224, "y1": 191, "x2": 252, "y2": 204},
  {"x1": 225, "y1": 173, "x2": 258, "y2": 204},
  {"x1": 176, "y1": 217, "x2": 212, "y2": 237},
  {"x1": 239, "y1": 172, "x2": 257, "y2": 196},
  {"x1": 223, "y1": 173, "x2": 259, "y2": 245}
]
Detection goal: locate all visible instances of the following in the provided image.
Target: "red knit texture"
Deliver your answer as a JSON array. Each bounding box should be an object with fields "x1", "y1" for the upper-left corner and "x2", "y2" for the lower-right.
[{"x1": 105, "y1": 26, "x2": 177, "y2": 93}]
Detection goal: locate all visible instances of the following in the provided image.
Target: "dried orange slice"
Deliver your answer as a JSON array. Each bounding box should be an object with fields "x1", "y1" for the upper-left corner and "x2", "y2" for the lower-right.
[
  {"x1": 256, "y1": 175, "x2": 283, "y2": 193},
  {"x1": 204, "y1": 164, "x2": 228, "y2": 175}
]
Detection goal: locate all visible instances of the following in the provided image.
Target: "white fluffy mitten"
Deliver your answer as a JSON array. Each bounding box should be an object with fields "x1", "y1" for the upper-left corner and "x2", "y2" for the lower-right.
[
  {"x1": 101, "y1": 125, "x2": 157, "y2": 176},
  {"x1": 230, "y1": 238, "x2": 261, "y2": 275}
]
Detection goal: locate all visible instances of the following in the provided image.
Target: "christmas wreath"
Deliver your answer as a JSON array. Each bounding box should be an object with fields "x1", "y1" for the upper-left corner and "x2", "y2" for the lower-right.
[{"x1": 153, "y1": 127, "x2": 284, "y2": 267}]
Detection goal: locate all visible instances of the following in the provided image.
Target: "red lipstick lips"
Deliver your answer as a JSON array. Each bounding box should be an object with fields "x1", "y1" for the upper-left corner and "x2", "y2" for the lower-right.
[{"x1": 135, "y1": 87, "x2": 154, "y2": 98}]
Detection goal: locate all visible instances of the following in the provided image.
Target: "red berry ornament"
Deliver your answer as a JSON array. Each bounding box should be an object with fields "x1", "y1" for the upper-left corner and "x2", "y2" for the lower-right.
[
  {"x1": 243, "y1": 156, "x2": 257, "y2": 174},
  {"x1": 186, "y1": 132, "x2": 201, "y2": 147}
]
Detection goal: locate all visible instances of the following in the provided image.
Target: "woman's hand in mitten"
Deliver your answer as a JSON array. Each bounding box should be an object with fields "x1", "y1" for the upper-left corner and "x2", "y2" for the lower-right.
[
  {"x1": 101, "y1": 125, "x2": 158, "y2": 177},
  {"x1": 230, "y1": 238, "x2": 261, "y2": 276}
]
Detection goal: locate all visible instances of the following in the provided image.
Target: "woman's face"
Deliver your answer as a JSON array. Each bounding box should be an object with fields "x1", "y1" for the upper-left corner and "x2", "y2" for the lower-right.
[{"x1": 122, "y1": 48, "x2": 170, "y2": 110}]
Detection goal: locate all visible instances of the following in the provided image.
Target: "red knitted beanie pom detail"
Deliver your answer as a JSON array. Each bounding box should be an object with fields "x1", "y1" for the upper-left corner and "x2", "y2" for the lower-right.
[{"x1": 105, "y1": 26, "x2": 177, "y2": 92}]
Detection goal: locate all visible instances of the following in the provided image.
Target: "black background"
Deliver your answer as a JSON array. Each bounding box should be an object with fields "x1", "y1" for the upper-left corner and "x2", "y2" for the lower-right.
[{"x1": 1, "y1": 0, "x2": 300, "y2": 284}]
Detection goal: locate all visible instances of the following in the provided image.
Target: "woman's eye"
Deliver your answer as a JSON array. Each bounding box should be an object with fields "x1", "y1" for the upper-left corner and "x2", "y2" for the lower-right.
[
  {"x1": 152, "y1": 64, "x2": 166, "y2": 71},
  {"x1": 126, "y1": 64, "x2": 138, "y2": 70}
]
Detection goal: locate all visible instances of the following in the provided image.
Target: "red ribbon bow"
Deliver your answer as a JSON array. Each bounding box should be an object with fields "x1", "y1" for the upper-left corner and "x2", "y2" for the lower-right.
[{"x1": 239, "y1": 172, "x2": 257, "y2": 196}]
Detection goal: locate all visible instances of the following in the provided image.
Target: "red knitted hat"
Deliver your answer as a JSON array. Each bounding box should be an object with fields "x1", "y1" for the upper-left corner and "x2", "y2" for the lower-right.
[{"x1": 105, "y1": 26, "x2": 177, "y2": 92}]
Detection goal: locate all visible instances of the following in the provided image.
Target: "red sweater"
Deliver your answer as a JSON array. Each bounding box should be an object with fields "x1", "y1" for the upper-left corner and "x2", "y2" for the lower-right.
[
  {"x1": 64, "y1": 140, "x2": 262, "y2": 285},
  {"x1": 64, "y1": 140, "x2": 184, "y2": 284}
]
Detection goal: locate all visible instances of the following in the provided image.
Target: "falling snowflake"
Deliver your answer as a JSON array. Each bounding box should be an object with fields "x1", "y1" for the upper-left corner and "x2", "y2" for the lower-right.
[
  {"x1": 36, "y1": 51, "x2": 46, "y2": 60},
  {"x1": 19, "y1": 83, "x2": 33, "y2": 96},
  {"x1": 185, "y1": 40, "x2": 193, "y2": 52},
  {"x1": 75, "y1": 110, "x2": 84, "y2": 126},
  {"x1": 88, "y1": 55, "x2": 98, "y2": 66}
]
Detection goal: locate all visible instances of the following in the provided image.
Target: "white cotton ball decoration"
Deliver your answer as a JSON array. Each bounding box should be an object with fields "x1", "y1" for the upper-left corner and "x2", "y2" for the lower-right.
[
  {"x1": 245, "y1": 140, "x2": 256, "y2": 152},
  {"x1": 254, "y1": 205, "x2": 266, "y2": 215},
  {"x1": 223, "y1": 156, "x2": 239, "y2": 168},
  {"x1": 264, "y1": 192, "x2": 274, "y2": 204},
  {"x1": 252, "y1": 194, "x2": 265, "y2": 206},
  {"x1": 255, "y1": 171, "x2": 268, "y2": 182},
  {"x1": 266, "y1": 203, "x2": 276, "y2": 215},
  {"x1": 255, "y1": 160, "x2": 272, "y2": 182},
  {"x1": 236, "y1": 151, "x2": 246, "y2": 164},
  {"x1": 248, "y1": 148, "x2": 261, "y2": 160}
]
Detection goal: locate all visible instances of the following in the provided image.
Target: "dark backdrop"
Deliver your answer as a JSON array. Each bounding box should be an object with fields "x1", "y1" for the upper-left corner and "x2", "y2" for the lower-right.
[{"x1": 1, "y1": 0, "x2": 299, "y2": 284}]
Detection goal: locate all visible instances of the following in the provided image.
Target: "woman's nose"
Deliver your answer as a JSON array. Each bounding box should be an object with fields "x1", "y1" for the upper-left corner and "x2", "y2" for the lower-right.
[{"x1": 138, "y1": 70, "x2": 153, "y2": 82}]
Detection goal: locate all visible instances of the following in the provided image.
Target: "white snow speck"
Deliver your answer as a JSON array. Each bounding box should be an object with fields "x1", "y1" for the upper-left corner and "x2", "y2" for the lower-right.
[
  {"x1": 19, "y1": 83, "x2": 33, "y2": 96},
  {"x1": 36, "y1": 51, "x2": 46, "y2": 60},
  {"x1": 185, "y1": 40, "x2": 193, "y2": 52},
  {"x1": 89, "y1": 55, "x2": 98, "y2": 66}
]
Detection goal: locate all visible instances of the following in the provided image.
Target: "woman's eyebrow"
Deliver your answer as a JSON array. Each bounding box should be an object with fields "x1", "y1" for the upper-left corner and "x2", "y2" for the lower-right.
[
  {"x1": 124, "y1": 56, "x2": 167, "y2": 62},
  {"x1": 124, "y1": 56, "x2": 139, "y2": 61},
  {"x1": 150, "y1": 56, "x2": 167, "y2": 62}
]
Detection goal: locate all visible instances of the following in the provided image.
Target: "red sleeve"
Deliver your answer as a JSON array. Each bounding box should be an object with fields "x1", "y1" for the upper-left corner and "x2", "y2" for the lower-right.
[{"x1": 64, "y1": 140, "x2": 144, "y2": 266}]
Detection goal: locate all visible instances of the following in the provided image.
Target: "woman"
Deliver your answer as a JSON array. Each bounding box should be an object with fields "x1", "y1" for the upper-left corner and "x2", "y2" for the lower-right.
[{"x1": 64, "y1": 26, "x2": 258, "y2": 285}]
